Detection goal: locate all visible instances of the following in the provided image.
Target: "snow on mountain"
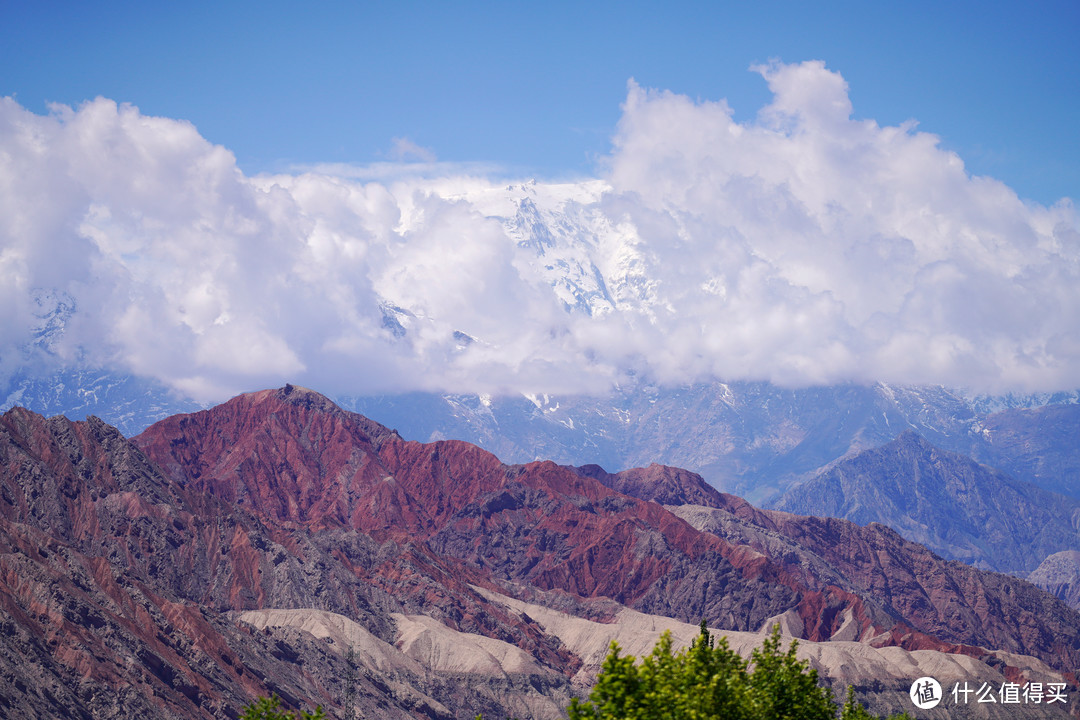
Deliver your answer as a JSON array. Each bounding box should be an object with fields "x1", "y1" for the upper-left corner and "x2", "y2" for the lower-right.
[
  {"x1": 0, "y1": 368, "x2": 205, "y2": 437},
  {"x1": 4, "y1": 173, "x2": 1078, "y2": 494},
  {"x1": 342, "y1": 379, "x2": 1080, "y2": 505},
  {"x1": 443, "y1": 179, "x2": 621, "y2": 319}
]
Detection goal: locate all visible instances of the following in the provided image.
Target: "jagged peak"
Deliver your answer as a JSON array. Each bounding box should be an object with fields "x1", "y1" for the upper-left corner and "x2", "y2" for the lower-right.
[
  {"x1": 888, "y1": 428, "x2": 935, "y2": 449},
  {"x1": 139, "y1": 385, "x2": 404, "y2": 451},
  {"x1": 236, "y1": 384, "x2": 342, "y2": 413},
  {"x1": 573, "y1": 461, "x2": 729, "y2": 510}
]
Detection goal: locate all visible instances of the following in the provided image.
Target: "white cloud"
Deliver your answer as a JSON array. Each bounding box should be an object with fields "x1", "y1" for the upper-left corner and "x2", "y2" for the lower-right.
[
  {"x1": 293, "y1": 160, "x2": 506, "y2": 183},
  {"x1": 598, "y1": 63, "x2": 1080, "y2": 392},
  {"x1": 1, "y1": 62, "x2": 1078, "y2": 401},
  {"x1": 387, "y1": 136, "x2": 437, "y2": 163}
]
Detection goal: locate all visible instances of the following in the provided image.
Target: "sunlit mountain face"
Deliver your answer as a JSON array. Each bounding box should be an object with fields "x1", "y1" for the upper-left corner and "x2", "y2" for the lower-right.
[
  {"x1": 4, "y1": 3, "x2": 1078, "y2": 717},
  {"x1": 2, "y1": 386, "x2": 1077, "y2": 719}
]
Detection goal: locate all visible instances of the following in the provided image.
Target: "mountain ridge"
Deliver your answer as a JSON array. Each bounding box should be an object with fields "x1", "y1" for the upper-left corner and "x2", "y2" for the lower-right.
[
  {"x1": 774, "y1": 431, "x2": 1080, "y2": 576},
  {"x1": 1, "y1": 387, "x2": 1077, "y2": 718}
]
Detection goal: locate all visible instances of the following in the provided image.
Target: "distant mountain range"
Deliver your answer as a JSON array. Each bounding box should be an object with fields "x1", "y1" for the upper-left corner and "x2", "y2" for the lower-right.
[
  {"x1": 1, "y1": 386, "x2": 1076, "y2": 718},
  {"x1": 7, "y1": 368, "x2": 1080, "y2": 598},
  {"x1": 5, "y1": 174, "x2": 1078, "y2": 504},
  {"x1": 343, "y1": 381, "x2": 1080, "y2": 503},
  {"x1": 774, "y1": 431, "x2": 1080, "y2": 576},
  {"x1": 9, "y1": 369, "x2": 1076, "y2": 502},
  {"x1": 1, "y1": 367, "x2": 203, "y2": 437}
]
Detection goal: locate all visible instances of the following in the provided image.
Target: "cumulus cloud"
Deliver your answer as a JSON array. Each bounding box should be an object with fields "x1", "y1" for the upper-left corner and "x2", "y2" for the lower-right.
[
  {"x1": 598, "y1": 63, "x2": 1080, "y2": 391},
  {"x1": 1, "y1": 62, "x2": 1078, "y2": 401}
]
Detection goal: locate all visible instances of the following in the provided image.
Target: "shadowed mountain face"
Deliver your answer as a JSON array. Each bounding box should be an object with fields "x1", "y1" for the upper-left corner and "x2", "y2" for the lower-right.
[
  {"x1": 772, "y1": 431, "x2": 1080, "y2": 576},
  {"x1": 0, "y1": 408, "x2": 386, "y2": 719},
  {"x1": 969, "y1": 404, "x2": 1080, "y2": 499},
  {"x1": 343, "y1": 382, "x2": 1080, "y2": 503},
  {"x1": 0, "y1": 400, "x2": 573, "y2": 719},
  {"x1": 2, "y1": 386, "x2": 1079, "y2": 718}
]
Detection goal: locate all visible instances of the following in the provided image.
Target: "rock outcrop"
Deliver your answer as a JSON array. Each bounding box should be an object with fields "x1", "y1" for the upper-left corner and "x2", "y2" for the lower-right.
[
  {"x1": 0, "y1": 386, "x2": 1077, "y2": 718},
  {"x1": 1030, "y1": 551, "x2": 1080, "y2": 610}
]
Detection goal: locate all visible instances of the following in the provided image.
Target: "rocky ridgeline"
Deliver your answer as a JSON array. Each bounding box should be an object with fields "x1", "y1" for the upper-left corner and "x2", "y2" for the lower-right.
[{"x1": 0, "y1": 386, "x2": 1076, "y2": 718}]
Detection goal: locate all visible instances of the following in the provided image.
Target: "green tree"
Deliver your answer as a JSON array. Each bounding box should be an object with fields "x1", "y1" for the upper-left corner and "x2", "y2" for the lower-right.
[
  {"x1": 840, "y1": 685, "x2": 915, "y2": 720},
  {"x1": 747, "y1": 624, "x2": 834, "y2": 720},
  {"x1": 565, "y1": 621, "x2": 913, "y2": 720},
  {"x1": 240, "y1": 693, "x2": 327, "y2": 720}
]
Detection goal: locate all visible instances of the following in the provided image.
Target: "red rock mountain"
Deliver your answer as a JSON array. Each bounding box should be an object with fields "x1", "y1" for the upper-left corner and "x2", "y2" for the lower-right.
[
  {"x1": 582, "y1": 460, "x2": 1080, "y2": 676},
  {"x1": 133, "y1": 387, "x2": 825, "y2": 633},
  {"x1": 2, "y1": 385, "x2": 1079, "y2": 718},
  {"x1": 135, "y1": 387, "x2": 1080, "y2": 668},
  {"x1": 0, "y1": 398, "x2": 570, "y2": 719}
]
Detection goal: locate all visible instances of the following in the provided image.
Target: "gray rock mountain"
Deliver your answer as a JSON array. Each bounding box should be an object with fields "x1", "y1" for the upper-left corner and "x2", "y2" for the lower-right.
[
  {"x1": 345, "y1": 381, "x2": 1080, "y2": 505},
  {"x1": 5, "y1": 368, "x2": 1078, "y2": 509},
  {"x1": 773, "y1": 431, "x2": 1080, "y2": 576},
  {"x1": 1029, "y1": 551, "x2": 1080, "y2": 609}
]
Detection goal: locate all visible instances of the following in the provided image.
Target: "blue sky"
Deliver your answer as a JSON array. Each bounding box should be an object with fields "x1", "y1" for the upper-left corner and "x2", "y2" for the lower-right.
[{"x1": 3, "y1": 1, "x2": 1078, "y2": 204}]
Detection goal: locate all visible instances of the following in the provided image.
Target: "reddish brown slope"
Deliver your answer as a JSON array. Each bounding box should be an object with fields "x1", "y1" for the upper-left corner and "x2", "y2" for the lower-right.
[
  {"x1": 136, "y1": 385, "x2": 1080, "y2": 675},
  {"x1": 135, "y1": 386, "x2": 509, "y2": 536},
  {"x1": 0, "y1": 403, "x2": 577, "y2": 719},
  {"x1": 591, "y1": 461, "x2": 1080, "y2": 675},
  {"x1": 0, "y1": 406, "x2": 416, "y2": 719},
  {"x1": 136, "y1": 386, "x2": 898, "y2": 642},
  {"x1": 8, "y1": 386, "x2": 1080, "y2": 717}
]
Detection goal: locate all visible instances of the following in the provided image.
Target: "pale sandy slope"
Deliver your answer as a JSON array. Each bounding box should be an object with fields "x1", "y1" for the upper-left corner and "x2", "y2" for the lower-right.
[{"x1": 240, "y1": 585, "x2": 1063, "y2": 692}]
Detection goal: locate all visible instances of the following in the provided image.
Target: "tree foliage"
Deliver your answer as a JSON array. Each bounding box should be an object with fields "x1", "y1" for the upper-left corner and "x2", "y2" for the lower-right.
[
  {"x1": 566, "y1": 620, "x2": 912, "y2": 720},
  {"x1": 239, "y1": 693, "x2": 327, "y2": 720}
]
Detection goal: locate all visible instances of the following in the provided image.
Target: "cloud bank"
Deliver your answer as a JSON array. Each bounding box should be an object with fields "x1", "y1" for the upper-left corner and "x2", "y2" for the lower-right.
[{"x1": 1, "y1": 61, "x2": 1077, "y2": 402}]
